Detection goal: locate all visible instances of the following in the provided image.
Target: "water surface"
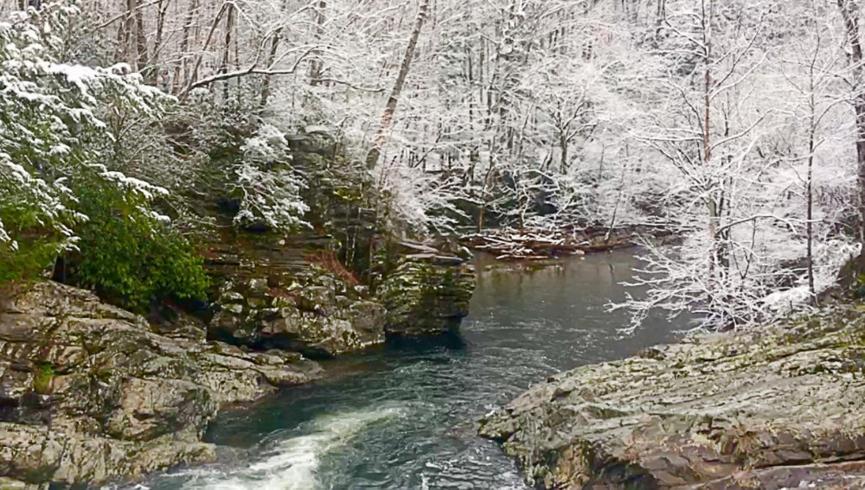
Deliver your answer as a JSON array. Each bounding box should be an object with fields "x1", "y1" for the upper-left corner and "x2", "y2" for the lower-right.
[{"x1": 142, "y1": 251, "x2": 685, "y2": 490}]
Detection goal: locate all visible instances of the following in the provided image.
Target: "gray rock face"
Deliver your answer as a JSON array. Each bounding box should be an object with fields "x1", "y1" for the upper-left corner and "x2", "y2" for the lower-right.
[
  {"x1": 378, "y1": 242, "x2": 475, "y2": 336},
  {"x1": 479, "y1": 308, "x2": 865, "y2": 489},
  {"x1": 0, "y1": 281, "x2": 322, "y2": 487},
  {"x1": 203, "y1": 229, "x2": 388, "y2": 357},
  {"x1": 210, "y1": 266, "x2": 387, "y2": 357}
]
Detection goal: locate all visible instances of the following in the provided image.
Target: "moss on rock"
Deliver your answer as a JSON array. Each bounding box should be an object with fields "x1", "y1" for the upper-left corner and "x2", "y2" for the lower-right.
[
  {"x1": 0, "y1": 281, "x2": 322, "y2": 487},
  {"x1": 377, "y1": 242, "x2": 475, "y2": 336}
]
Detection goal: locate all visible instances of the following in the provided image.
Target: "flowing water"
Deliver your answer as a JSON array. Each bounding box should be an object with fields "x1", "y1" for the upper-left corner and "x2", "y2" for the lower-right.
[{"x1": 140, "y1": 250, "x2": 688, "y2": 490}]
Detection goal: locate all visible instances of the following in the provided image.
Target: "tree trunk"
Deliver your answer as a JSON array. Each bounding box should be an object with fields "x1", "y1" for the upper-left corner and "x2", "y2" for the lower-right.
[
  {"x1": 147, "y1": 0, "x2": 170, "y2": 86},
  {"x1": 183, "y1": 3, "x2": 229, "y2": 97},
  {"x1": 219, "y1": 3, "x2": 235, "y2": 99},
  {"x1": 365, "y1": 0, "x2": 431, "y2": 169},
  {"x1": 121, "y1": 0, "x2": 147, "y2": 71},
  {"x1": 807, "y1": 112, "x2": 816, "y2": 300},
  {"x1": 258, "y1": 0, "x2": 290, "y2": 109},
  {"x1": 559, "y1": 133, "x2": 568, "y2": 174},
  {"x1": 219, "y1": 4, "x2": 235, "y2": 73},
  {"x1": 805, "y1": 7, "x2": 823, "y2": 303},
  {"x1": 701, "y1": 0, "x2": 721, "y2": 275},
  {"x1": 309, "y1": 1, "x2": 326, "y2": 85},
  {"x1": 174, "y1": 0, "x2": 198, "y2": 94},
  {"x1": 133, "y1": 0, "x2": 149, "y2": 72},
  {"x1": 838, "y1": 0, "x2": 865, "y2": 246},
  {"x1": 259, "y1": 27, "x2": 283, "y2": 109}
]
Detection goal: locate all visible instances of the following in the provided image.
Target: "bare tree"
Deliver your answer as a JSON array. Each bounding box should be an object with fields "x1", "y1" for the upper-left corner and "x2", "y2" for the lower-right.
[
  {"x1": 837, "y1": 0, "x2": 865, "y2": 245},
  {"x1": 365, "y1": 0, "x2": 431, "y2": 169}
]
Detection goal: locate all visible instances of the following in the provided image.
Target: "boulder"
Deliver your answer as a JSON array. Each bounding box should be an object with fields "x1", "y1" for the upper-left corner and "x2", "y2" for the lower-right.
[
  {"x1": 479, "y1": 308, "x2": 865, "y2": 489},
  {"x1": 0, "y1": 476, "x2": 44, "y2": 489},
  {"x1": 210, "y1": 265, "x2": 386, "y2": 357},
  {"x1": 378, "y1": 241, "x2": 475, "y2": 336},
  {"x1": 202, "y1": 226, "x2": 388, "y2": 357},
  {"x1": 0, "y1": 281, "x2": 322, "y2": 487}
]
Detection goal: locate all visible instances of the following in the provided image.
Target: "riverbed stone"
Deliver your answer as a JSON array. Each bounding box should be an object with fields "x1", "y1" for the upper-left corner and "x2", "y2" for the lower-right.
[
  {"x1": 0, "y1": 281, "x2": 322, "y2": 487},
  {"x1": 479, "y1": 307, "x2": 865, "y2": 488}
]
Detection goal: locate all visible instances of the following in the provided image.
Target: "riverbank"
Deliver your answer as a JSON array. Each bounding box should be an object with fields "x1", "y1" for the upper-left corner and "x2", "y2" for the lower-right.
[
  {"x1": 0, "y1": 281, "x2": 325, "y2": 488},
  {"x1": 139, "y1": 250, "x2": 684, "y2": 489},
  {"x1": 462, "y1": 224, "x2": 670, "y2": 261},
  {"x1": 0, "y1": 238, "x2": 474, "y2": 488},
  {"x1": 479, "y1": 305, "x2": 865, "y2": 488}
]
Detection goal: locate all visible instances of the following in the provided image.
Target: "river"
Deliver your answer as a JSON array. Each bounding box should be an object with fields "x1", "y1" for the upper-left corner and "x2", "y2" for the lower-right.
[{"x1": 139, "y1": 250, "x2": 687, "y2": 490}]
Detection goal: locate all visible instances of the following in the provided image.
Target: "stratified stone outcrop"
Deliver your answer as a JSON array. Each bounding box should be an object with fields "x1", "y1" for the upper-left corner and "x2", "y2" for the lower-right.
[
  {"x1": 205, "y1": 231, "x2": 387, "y2": 358},
  {"x1": 479, "y1": 308, "x2": 865, "y2": 489},
  {"x1": 200, "y1": 133, "x2": 477, "y2": 350},
  {"x1": 378, "y1": 241, "x2": 475, "y2": 336},
  {"x1": 210, "y1": 266, "x2": 386, "y2": 357},
  {"x1": 0, "y1": 281, "x2": 321, "y2": 487}
]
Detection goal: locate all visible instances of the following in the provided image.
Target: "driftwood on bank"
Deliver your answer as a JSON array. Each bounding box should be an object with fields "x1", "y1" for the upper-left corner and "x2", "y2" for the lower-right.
[{"x1": 462, "y1": 225, "x2": 669, "y2": 261}]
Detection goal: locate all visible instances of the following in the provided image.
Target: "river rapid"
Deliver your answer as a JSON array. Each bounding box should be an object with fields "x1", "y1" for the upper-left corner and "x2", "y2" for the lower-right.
[{"x1": 140, "y1": 250, "x2": 687, "y2": 490}]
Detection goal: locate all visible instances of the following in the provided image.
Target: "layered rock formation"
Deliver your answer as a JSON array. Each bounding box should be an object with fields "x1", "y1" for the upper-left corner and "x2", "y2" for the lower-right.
[
  {"x1": 479, "y1": 308, "x2": 865, "y2": 489},
  {"x1": 0, "y1": 282, "x2": 321, "y2": 487},
  {"x1": 206, "y1": 232, "x2": 475, "y2": 346},
  {"x1": 208, "y1": 241, "x2": 387, "y2": 357},
  {"x1": 0, "y1": 133, "x2": 478, "y2": 488},
  {"x1": 378, "y1": 241, "x2": 475, "y2": 336},
  {"x1": 0, "y1": 240, "x2": 475, "y2": 488}
]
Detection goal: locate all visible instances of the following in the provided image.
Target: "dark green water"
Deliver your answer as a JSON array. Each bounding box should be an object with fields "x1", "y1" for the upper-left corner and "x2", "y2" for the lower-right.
[{"x1": 141, "y1": 251, "x2": 686, "y2": 490}]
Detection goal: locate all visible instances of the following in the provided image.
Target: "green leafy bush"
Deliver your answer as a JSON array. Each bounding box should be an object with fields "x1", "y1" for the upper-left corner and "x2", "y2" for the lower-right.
[
  {"x1": 0, "y1": 198, "x2": 67, "y2": 282},
  {"x1": 0, "y1": 1, "x2": 171, "y2": 288},
  {"x1": 0, "y1": 239, "x2": 61, "y2": 284},
  {"x1": 67, "y1": 184, "x2": 209, "y2": 313}
]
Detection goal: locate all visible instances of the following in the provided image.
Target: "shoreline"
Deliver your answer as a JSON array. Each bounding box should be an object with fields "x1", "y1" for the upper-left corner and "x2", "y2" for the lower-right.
[
  {"x1": 462, "y1": 224, "x2": 671, "y2": 261},
  {"x1": 0, "y1": 240, "x2": 475, "y2": 488},
  {"x1": 478, "y1": 306, "x2": 865, "y2": 488}
]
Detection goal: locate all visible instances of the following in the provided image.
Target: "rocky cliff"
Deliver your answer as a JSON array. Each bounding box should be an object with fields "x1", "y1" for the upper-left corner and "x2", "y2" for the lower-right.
[
  {"x1": 0, "y1": 281, "x2": 322, "y2": 488},
  {"x1": 0, "y1": 131, "x2": 478, "y2": 488},
  {"x1": 204, "y1": 231, "x2": 388, "y2": 357},
  {"x1": 479, "y1": 307, "x2": 865, "y2": 489},
  {"x1": 205, "y1": 232, "x2": 475, "y2": 352},
  {"x1": 201, "y1": 131, "x2": 477, "y2": 350}
]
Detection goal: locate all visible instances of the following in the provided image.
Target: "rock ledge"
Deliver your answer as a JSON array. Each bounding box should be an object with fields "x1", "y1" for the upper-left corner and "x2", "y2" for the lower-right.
[
  {"x1": 0, "y1": 281, "x2": 322, "y2": 487},
  {"x1": 479, "y1": 308, "x2": 865, "y2": 489}
]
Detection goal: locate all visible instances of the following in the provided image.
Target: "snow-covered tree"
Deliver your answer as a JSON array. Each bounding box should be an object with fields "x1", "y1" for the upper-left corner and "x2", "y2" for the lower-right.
[
  {"x1": 5, "y1": 0, "x2": 863, "y2": 328},
  {"x1": 0, "y1": 1, "x2": 169, "y2": 280},
  {"x1": 233, "y1": 124, "x2": 309, "y2": 231}
]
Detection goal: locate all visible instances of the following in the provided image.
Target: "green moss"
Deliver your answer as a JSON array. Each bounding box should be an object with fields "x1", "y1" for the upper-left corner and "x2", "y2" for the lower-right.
[
  {"x1": 32, "y1": 362, "x2": 54, "y2": 395},
  {"x1": 378, "y1": 258, "x2": 474, "y2": 333},
  {"x1": 854, "y1": 273, "x2": 865, "y2": 299}
]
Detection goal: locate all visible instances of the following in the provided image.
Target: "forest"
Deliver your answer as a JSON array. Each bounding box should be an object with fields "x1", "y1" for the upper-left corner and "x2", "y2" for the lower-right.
[
  {"x1": 4, "y1": 0, "x2": 865, "y2": 488},
  {"x1": 3, "y1": 0, "x2": 865, "y2": 329}
]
